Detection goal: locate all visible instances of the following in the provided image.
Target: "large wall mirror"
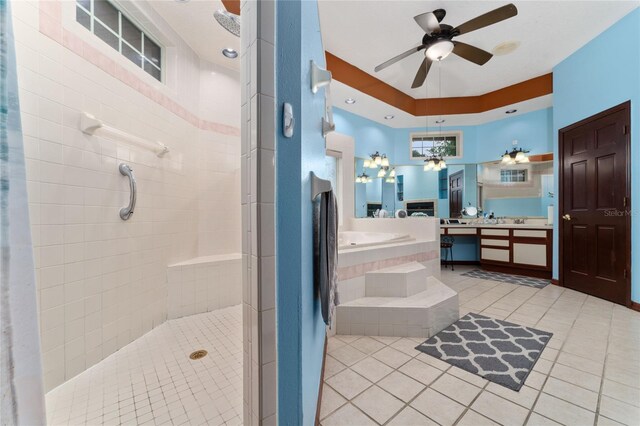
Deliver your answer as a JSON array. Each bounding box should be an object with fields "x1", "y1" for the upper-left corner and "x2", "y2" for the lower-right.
[{"x1": 354, "y1": 154, "x2": 553, "y2": 219}]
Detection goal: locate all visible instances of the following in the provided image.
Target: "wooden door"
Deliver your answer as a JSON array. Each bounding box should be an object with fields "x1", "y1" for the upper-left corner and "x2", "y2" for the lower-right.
[
  {"x1": 559, "y1": 101, "x2": 631, "y2": 306},
  {"x1": 449, "y1": 171, "x2": 464, "y2": 218}
]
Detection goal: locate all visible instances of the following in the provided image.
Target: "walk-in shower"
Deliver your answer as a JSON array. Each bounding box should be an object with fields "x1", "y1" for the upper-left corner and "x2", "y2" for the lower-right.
[{"x1": 5, "y1": 0, "x2": 243, "y2": 423}]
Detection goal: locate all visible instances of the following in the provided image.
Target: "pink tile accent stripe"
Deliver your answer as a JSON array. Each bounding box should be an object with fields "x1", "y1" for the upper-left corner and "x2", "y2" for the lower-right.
[
  {"x1": 337, "y1": 250, "x2": 439, "y2": 281},
  {"x1": 38, "y1": 0, "x2": 240, "y2": 137}
]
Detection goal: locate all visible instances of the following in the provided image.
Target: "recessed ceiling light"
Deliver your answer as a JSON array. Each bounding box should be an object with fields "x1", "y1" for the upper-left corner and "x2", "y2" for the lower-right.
[
  {"x1": 345, "y1": 98, "x2": 356, "y2": 104},
  {"x1": 506, "y1": 109, "x2": 517, "y2": 114},
  {"x1": 384, "y1": 115, "x2": 394, "y2": 120},
  {"x1": 436, "y1": 119, "x2": 446, "y2": 124},
  {"x1": 222, "y1": 48, "x2": 238, "y2": 59}
]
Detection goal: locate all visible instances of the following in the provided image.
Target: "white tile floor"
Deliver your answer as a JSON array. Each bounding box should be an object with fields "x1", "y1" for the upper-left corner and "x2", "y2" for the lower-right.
[
  {"x1": 321, "y1": 266, "x2": 640, "y2": 426},
  {"x1": 46, "y1": 305, "x2": 243, "y2": 426}
]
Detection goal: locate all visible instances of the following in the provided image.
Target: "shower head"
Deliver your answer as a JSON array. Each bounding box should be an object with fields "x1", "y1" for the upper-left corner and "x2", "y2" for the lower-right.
[{"x1": 214, "y1": 9, "x2": 240, "y2": 37}]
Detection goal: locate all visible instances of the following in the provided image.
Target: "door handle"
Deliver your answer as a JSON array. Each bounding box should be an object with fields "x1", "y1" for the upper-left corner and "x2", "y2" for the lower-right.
[
  {"x1": 562, "y1": 214, "x2": 572, "y2": 221},
  {"x1": 119, "y1": 163, "x2": 136, "y2": 220}
]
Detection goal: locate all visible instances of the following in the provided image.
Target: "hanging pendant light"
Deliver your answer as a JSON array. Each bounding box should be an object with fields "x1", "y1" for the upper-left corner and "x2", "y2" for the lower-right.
[{"x1": 423, "y1": 155, "x2": 446, "y2": 172}]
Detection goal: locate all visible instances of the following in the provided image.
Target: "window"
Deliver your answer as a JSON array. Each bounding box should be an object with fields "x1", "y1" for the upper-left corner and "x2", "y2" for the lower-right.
[
  {"x1": 76, "y1": 0, "x2": 162, "y2": 81},
  {"x1": 500, "y1": 169, "x2": 527, "y2": 183},
  {"x1": 410, "y1": 131, "x2": 462, "y2": 160}
]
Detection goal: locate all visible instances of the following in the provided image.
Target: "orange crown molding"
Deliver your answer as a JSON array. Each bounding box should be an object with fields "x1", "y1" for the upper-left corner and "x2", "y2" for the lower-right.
[
  {"x1": 325, "y1": 52, "x2": 553, "y2": 117},
  {"x1": 221, "y1": 0, "x2": 240, "y2": 15}
]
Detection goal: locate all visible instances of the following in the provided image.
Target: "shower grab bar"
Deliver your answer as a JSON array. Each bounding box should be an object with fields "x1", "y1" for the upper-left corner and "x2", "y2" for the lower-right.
[
  {"x1": 119, "y1": 163, "x2": 136, "y2": 220},
  {"x1": 80, "y1": 112, "x2": 169, "y2": 157},
  {"x1": 311, "y1": 172, "x2": 332, "y2": 201}
]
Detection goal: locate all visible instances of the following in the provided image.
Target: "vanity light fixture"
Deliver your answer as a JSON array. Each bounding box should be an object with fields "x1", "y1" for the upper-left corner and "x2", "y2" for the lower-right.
[
  {"x1": 345, "y1": 98, "x2": 356, "y2": 104},
  {"x1": 423, "y1": 155, "x2": 447, "y2": 172},
  {"x1": 355, "y1": 171, "x2": 371, "y2": 183},
  {"x1": 384, "y1": 115, "x2": 394, "y2": 120},
  {"x1": 385, "y1": 176, "x2": 396, "y2": 183},
  {"x1": 222, "y1": 48, "x2": 238, "y2": 58},
  {"x1": 363, "y1": 159, "x2": 371, "y2": 168},
  {"x1": 377, "y1": 168, "x2": 387, "y2": 178},
  {"x1": 506, "y1": 109, "x2": 517, "y2": 114},
  {"x1": 389, "y1": 168, "x2": 396, "y2": 177},
  {"x1": 501, "y1": 147, "x2": 530, "y2": 164}
]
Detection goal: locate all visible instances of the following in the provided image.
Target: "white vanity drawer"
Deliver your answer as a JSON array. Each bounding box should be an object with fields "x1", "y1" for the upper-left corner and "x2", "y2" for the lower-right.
[
  {"x1": 481, "y1": 248, "x2": 510, "y2": 262},
  {"x1": 481, "y1": 239, "x2": 509, "y2": 247},
  {"x1": 480, "y1": 228, "x2": 510, "y2": 237},
  {"x1": 513, "y1": 243, "x2": 547, "y2": 267},
  {"x1": 446, "y1": 228, "x2": 477, "y2": 235},
  {"x1": 513, "y1": 230, "x2": 548, "y2": 238}
]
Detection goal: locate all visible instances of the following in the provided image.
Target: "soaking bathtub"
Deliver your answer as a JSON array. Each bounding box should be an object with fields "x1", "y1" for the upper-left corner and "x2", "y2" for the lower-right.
[{"x1": 338, "y1": 231, "x2": 412, "y2": 250}]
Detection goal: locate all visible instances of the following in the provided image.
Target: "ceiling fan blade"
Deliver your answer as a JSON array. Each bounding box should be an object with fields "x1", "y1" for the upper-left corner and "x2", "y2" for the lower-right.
[
  {"x1": 452, "y1": 42, "x2": 493, "y2": 65},
  {"x1": 374, "y1": 46, "x2": 423, "y2": 72},
  {"x1": 453, "y1": 3, "x2": 518, "y2": 35},
  {"x1": 411, "y1": 57, "x2": 432, "y2": 89},
  {"x1": 414, "y1": 12, "x2": 440, "y2": 35}
]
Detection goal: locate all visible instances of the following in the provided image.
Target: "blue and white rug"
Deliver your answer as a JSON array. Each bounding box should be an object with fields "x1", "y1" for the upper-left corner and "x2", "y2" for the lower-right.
[
  {"x1": 461, "y1": 269, "x2": 550, "y2": 289},
  {"x1": 416, "y1": 313, "x2": 552, "y2": 391}
]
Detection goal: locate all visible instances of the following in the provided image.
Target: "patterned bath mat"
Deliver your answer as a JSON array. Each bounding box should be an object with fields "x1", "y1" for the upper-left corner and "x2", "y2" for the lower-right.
[
  {"x1": 461, "y1": 269, "x2": 550, "y2": 289},
  {"x1": 416, "y1": 313, "x2": 552, "y2": 391}
]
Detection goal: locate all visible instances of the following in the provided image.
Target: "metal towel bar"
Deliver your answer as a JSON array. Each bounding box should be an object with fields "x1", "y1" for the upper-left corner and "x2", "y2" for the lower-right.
[
  {"x1": 119, "y1": 163, "x2": 136, "y2": 220},
  {"x1": 311, "y1": 172, "x2": 332, "y2": 201}
]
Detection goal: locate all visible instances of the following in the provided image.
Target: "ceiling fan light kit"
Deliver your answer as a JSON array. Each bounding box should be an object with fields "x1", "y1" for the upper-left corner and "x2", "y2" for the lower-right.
[{"x1": 374, "y1": 3, "x2": 518, "y2": 88}]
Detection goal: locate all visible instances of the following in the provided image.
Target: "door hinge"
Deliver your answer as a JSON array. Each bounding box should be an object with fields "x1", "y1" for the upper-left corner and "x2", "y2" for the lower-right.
[
  {"x1": 623, "y1": 197, "x2": 628, "y2": 207},
  {"x1": 623, "y1": 125, "x2": 629, "y2": 135},
  {"x1": 624, "y1": 269, "x2": 628, "y2": 279}
]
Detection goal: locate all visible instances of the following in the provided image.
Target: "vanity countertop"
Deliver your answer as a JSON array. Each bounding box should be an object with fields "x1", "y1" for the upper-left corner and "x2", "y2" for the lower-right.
[{"x1": 441, "y1": 223, "x2": 553, "y2": 230}]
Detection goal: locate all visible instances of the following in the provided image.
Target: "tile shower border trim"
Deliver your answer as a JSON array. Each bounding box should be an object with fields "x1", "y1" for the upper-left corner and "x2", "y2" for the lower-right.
[
  {"x1": 38, "y1": 0, "x2": 241, "y2": 137},
  {"x1": 337, "y1": 251, "x2": 439, "y2": 281}
]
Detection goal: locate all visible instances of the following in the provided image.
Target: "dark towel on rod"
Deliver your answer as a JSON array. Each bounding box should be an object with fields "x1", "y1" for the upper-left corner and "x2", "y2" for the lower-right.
[{"x1": 314, "y1": 189, "x2": 339, "y2": 327}]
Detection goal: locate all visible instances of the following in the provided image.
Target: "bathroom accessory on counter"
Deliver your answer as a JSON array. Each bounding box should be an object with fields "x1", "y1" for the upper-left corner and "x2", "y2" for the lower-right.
[
  {"x1": 119, "y1": 163, "x2": 136, "y2": 220},
  {"x1": 80, "y1": 112, "x2": 169, "y2": 157},
  {"x1": 311, "y1": 172, "x2": 339, "y2": 327}
]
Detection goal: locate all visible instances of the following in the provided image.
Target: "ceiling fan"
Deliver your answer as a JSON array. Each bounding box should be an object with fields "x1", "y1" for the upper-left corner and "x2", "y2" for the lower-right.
[{"x1": 374, "y1": 4, "x2": 518, "y2": 88}]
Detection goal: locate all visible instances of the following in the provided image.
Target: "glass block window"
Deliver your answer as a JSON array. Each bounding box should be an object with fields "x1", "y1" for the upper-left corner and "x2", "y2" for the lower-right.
[
  {"x1": 410, "y1": 132, "x2": 461, "y2": 159},
  {"x1": 500, "y1": 169, "x2": 527, "y2": 183},
  {"x1": 76, "y1": 0, "x2": 162, "y2": 81}
]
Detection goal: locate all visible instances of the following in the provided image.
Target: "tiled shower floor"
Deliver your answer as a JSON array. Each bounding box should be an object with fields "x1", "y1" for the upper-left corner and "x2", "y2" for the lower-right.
[{"x1": 46, "y1": 305, "x2": 243, "y2": 426}]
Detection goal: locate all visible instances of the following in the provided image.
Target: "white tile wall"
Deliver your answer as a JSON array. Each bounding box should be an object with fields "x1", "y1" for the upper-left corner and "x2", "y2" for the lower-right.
[
  {"x1": 167, "y1": 254, "x2": 242, "y2": 319},
  {"x1": 11, "y1": 1, "x2": 241, "y2": 391},
  {"x1": 241, "y1": 1, "x2": 277, "y2": 424}
]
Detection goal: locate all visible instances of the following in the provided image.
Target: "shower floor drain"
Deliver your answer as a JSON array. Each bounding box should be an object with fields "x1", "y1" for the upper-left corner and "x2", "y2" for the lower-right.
[{"x1": 189, "y1": 350, "x2": 208, "y2": 360}]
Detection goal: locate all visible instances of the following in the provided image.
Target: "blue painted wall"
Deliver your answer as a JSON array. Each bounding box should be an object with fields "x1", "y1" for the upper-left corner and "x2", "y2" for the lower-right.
[
  {"x1": 552, "y1": 7, "x2": 640, "y2": 302},
  {"x1": 276, "y1": 0, "x2": 328, "y2": 423},
  {"x1": 333, "y1": 107, "x2": 553, "y2": 166}
]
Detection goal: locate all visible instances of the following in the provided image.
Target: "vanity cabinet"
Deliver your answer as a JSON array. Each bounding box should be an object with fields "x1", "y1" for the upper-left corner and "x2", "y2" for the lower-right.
[{"x1": 441, "y1": 226, "x2": 552, "y2": 279}]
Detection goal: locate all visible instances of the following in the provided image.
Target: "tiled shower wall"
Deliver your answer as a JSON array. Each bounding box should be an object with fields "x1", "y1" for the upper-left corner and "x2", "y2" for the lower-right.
[
  {"x1": 11, "y1": 0, "x2": 241, "y2": 391},
  {"x1": 241, "y1": 0, "x2": 277, "y2": 424}
]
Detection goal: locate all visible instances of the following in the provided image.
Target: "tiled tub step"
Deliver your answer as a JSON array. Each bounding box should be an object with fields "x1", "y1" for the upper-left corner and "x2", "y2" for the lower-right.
[
  {"x1": 365, "y1": 261, "x2": 427, "y2": 297},
  {"x1": 336, "y1": 277, "x2": 459, "y2": 338}
]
